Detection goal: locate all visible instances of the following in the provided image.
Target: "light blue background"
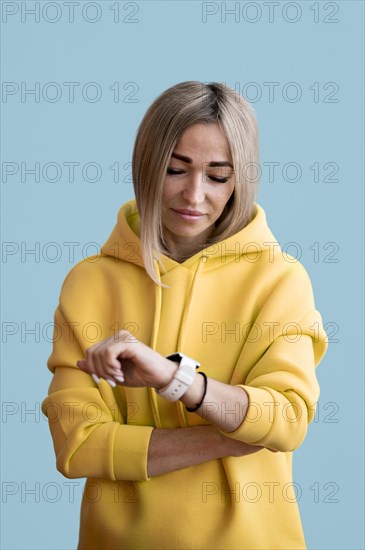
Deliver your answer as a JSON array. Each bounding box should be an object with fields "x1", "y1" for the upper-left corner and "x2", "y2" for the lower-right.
[{"x1": 1, "y1": 1, "x2": 364, "y2": 549}]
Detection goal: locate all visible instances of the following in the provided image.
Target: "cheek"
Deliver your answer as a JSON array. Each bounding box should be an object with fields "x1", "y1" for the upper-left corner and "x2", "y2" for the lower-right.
[
  {"x1": 216, "y1": 185, "x2": 235, "y2": 209},
  {"x1": 162, "y1": 181, "x2": 176, "y2": 203}
]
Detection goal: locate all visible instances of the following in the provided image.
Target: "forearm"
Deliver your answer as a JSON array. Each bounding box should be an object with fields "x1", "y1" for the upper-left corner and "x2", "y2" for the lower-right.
[
  {"x1": 147, "y1": 425, "x2": 225, "y2": 477},
  {"x1": 147, "y1": 425, "x2": 224, "y2": 477},
  {"x1": 147, "y1": 424, "x2": 264, "y2": 477},
  {"x1": 179, "y1": 374, "x2": 249, "y2": 432}
]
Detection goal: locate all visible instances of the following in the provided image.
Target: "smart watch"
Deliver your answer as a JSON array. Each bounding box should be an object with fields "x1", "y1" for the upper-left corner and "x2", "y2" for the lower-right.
[{"x1": 156, "y1": 352, "x2": 200, "y2": 402}]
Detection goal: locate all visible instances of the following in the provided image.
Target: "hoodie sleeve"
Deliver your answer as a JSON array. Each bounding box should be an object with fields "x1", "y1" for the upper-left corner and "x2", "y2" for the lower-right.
[
  {"x1": 217, "y1": 264, "x2": 328, "y2": 453},
  {"x1": 41, "y1": 306, "x2": 154, "y2": 482}
]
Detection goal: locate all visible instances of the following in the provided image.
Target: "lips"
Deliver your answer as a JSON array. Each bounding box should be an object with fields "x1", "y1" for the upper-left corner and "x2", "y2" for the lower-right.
[
  {"x1": 173, "y1": 209, "x2": 205, "y2": 216},
  {"x1": 171, "y1": 208, "x2": 206, "y2": 222}
]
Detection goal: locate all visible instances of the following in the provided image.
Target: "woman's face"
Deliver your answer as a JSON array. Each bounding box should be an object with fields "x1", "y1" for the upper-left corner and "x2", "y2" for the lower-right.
[{"x1": 161, "y1": 123, "x2": 235, "y2": 257}]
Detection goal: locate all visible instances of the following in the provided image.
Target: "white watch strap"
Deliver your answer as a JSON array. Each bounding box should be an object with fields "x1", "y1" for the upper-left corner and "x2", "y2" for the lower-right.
[{"x1": 156, "y1": 353, "x2": 200, "y2": 402}]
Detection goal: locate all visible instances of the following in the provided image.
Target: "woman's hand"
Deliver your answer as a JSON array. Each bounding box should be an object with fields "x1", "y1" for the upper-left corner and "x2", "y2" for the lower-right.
[{"x1": 76, "y1": 330, "x2": 177, "y2": 388}]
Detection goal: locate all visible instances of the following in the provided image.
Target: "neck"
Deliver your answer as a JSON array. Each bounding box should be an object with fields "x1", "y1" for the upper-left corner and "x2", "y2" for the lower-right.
[{"x1": 162, "y1": 231, "x2": 208, "y2": 263}]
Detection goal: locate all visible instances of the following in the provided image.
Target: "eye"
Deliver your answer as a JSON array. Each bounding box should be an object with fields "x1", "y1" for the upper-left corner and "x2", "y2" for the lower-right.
[
  {"x1": 208, "y1": 176, "x2": 230, "y2": 183},
  {"x1": 166, "y1": 167, "x2": 231, "y2": 183},
  {"x1": 166, "y1": 167, "x2": 183, "y2": 175}
]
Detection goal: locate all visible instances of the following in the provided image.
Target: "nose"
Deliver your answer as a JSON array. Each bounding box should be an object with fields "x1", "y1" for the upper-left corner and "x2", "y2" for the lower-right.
[{"x1": 181, "y1": 171, "x2": 206, "y2": 205}]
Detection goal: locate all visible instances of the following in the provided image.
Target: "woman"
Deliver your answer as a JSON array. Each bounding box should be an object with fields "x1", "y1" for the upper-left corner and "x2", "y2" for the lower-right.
[{"x1": 41, "y1": 81, "x2": 328, "y2": 549}]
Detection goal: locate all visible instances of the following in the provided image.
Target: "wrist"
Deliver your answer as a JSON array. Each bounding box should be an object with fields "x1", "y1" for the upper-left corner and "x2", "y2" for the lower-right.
[
  {"x1": 179, "y1": 371, "x2": 206, "y2": 410},
  {"x1": 153, "y1": 359, "x2": 179, "y2": 390},
  {"x1": 155, "y1": 353, "x2": 200, "y2": 401}
]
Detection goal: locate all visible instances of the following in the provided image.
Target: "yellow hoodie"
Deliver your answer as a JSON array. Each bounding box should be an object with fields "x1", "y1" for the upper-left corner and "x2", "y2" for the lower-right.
[{"x1": 41, "y1": 198, "x2": 328, "y2": 550}]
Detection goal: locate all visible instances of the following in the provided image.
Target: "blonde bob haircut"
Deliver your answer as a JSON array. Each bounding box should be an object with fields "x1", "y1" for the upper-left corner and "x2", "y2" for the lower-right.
[{"x1": 131, "y1": 80, "x2": 260, "y2": 287}]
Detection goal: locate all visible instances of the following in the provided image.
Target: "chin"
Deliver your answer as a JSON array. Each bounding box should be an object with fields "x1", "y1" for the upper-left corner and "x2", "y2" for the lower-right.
[{"x1": 174, "y1": 228, "x2": 207, "y2": 238}]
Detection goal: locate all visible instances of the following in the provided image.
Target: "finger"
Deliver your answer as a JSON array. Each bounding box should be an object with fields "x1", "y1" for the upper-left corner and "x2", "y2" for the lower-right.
[
  {"x1": 96, "y1": 358, "x2": 122, "y2": 380},
  {"x1": 90, "y1": 374, "x2": 118, "y2": 387},
  {"x1": 88, "y1": 346, "x2": 119, "y2": 379},
  {"x1": 84, "y1": 339, "x2": 112, "y2": 377},
  {"x1": 92, "y1": 349, "x2": 107, "y2": 378},
  {"x1": 78, "y1": 341, "x2": 123, "y2": 381},
  {"x1": 84, "y1": 346, "x2": 100, "y2": 377},
  {"x1": 114, "y1": 372, "x2": 125, "y2": 384},
  {"x1": 93, "y1": 345, "x2": 124, "y2": 378},
  {"x1": 84, "y1": 340, "x2": 128, "y2": 381},
  {"x1": 87, "y1": 350, "x2": 122, "y2": 386},
  {"x1": 102, "y1": 362, "x2": 124, "y2": 383},
  {"x1": 104, "y1": 349, "x2": 125, "y2": 372},
  {"x1": 91, "y1": 373, "x2": 100, "y2": 384}
]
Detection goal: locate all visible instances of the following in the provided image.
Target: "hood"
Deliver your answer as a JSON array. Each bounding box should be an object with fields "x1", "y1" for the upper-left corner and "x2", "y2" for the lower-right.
[
  {"x1": 100, "y1": 198, "x2": 279, "y2": 428},
  {"x1": 101, "y1": 198, "x2": 278, "y2": 273}
]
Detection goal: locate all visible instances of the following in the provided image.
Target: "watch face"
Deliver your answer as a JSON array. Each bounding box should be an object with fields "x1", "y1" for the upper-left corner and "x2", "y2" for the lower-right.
[
  {"x1": 166, "y1": 353, "x2": 200, "y2": 368},
  {"x1": 167, "y1": 353, "x2": 182, "y2": 362}
]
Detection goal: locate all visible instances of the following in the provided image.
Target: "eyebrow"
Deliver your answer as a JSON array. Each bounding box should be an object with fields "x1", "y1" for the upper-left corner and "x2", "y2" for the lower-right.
[{"x1": 171, "y1": 152, "x2": 233, "y2": 169}]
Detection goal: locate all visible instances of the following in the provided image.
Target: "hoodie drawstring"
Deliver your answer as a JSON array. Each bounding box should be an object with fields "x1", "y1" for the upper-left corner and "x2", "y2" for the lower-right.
[
  {"x1": 148, "y1": 257, "x2": 204, "y2": 434},
  {"x1": 148, "y1": 256, "x2": 206, "y2": 429},
  {"x1": 147, "y1": 257, "x2": 164, "y2": 428},
  {"x1": 175, "y1": 258, "x2": 205, "y2": 427}
]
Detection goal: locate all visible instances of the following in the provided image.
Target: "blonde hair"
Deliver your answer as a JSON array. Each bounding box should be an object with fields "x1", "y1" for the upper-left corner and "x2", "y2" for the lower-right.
[{"x1": 131, "y1": 81, "x2": 260, "y2": 287}]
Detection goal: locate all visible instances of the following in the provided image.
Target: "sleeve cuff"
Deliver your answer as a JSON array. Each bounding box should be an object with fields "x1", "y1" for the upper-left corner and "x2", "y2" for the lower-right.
[
  {"x1": 218, "y1": 385, "x2": 277, "y2": 444},
  {"x1": 113, "y1": 424, "x2": 155, "y2": 481}
]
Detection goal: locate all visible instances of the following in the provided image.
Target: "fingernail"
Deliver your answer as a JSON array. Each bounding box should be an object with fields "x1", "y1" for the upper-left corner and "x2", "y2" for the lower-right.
[
  {"x1": 106, "y1": 378, "x2": 116, "y2": 388},
  {"x1": 91, "y1": 373, "x2": 100, "y2": 384},
  {"x1": 114, "y1": 375, "x2": 125, "y2": 383}
]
